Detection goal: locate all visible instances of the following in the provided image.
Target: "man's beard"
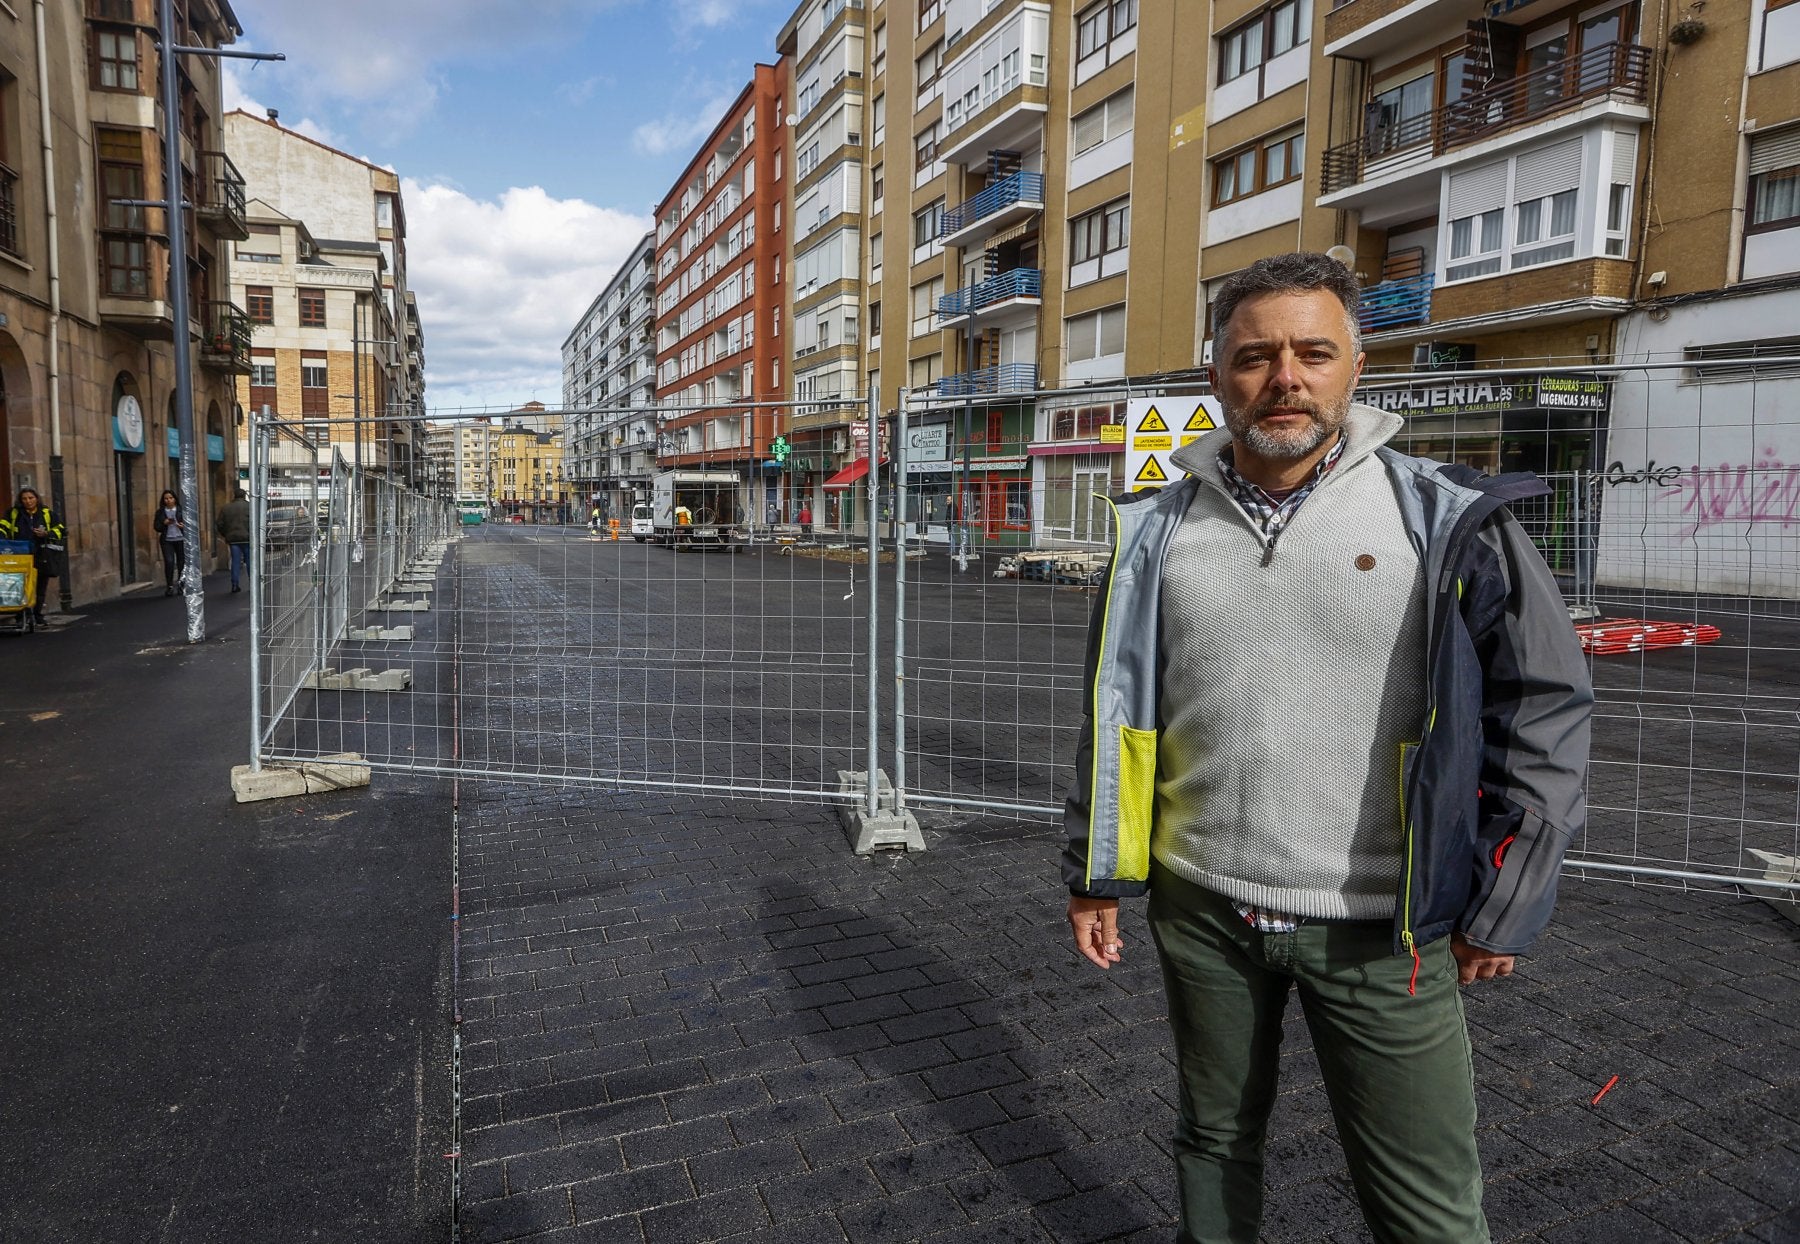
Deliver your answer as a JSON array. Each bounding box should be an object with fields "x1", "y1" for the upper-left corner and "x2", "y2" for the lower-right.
[{"x1": 1223, "y1": 391, "x2": 1351, "y2": 461}]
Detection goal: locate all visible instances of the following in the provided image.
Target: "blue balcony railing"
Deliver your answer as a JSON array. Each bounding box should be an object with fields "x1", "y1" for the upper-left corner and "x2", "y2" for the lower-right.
[
  {"x1": 936, "y1": 363, "x2": 1038, "y2": 397},
  {"x1": 937, "y1": 268, "x2": 1043, "y2": 319},
  {"x1": 1358, "y1": 273, "x2": 1434, "y2": 333},
  {"x1": 939, "y1": 171, "x2": 1045, "y2": 238}
]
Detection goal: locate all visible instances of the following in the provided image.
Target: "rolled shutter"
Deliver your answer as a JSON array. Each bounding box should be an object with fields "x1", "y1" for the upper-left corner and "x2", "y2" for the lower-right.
[
  {"x1": 1611, "y1": 133, "x2": 1638, "y2": 183},
  {"x1": 1749, "y1": 125, "x2": 1800, "y2": 175},
  {"x1": 1447, "y1": 160, "x2": 1507, "y2": 218},
  {"x1": 1514, "y1": 138, "x2": 1583, "y2": 201}
]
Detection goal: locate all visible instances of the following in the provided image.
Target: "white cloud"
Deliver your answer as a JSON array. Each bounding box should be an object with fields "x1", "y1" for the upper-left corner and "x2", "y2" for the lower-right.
[
  {"x1": 402, "y1": 179, "x2": 651, "y2": 412},
  {"x1": 632, "y1": 90, "x2": 741, "y2": 157},
  {"x1": 673, "y1": 0, "x2": 742, "y2": 28},
  {"x1": 220, "y1": 58, "x2": 346, "y2": 150}
]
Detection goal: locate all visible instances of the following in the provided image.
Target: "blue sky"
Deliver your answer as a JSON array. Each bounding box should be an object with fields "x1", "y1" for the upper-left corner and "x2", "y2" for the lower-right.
[{"x1": 226, "y1": 0, "x2": 793, "y2": 411}]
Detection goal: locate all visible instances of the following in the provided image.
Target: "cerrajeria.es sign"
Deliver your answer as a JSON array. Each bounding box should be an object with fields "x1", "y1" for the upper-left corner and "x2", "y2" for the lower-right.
[{"x1": 1359, "y1": 373, "x2": 1610, "y2": 417}]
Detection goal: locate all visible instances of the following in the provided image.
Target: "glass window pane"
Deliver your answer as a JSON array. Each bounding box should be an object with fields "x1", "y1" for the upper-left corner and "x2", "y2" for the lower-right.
[
  {"x1": 1237, "y1": 149, "x2": 1257, "y2": 190},
  {"x1": 1099, "y1": 306, "x2": 1126, "y2": 354},
  {"x1": 1265, "y1": 141, "x2": 1287, "y2": 186},
  {"x1": 1479, "y1": 208, "x2": 1504, "y2": 252},
  {"x1": 1216, "y1": 160, "x2": 1237, "y2": 202},
  {"x1": 1243, "y1": 21, "x2": 1263, "y2": 69},
  {"x1": 1550, "y1": 188, "x2": 1578, "y2": 236},
  {"x1": 1074, "y1": 107, "x2": 1104, "y2": 153},
  {"x1": 1271, "y1": 4, "x2": 1295, "y2": 56},
  {"x1": 1450, "y1": 216, "x2": 1473, "y2": 260},
  {"x1": 1110, "y1": 89, "x2": 1134, "y2": 130},
  {"x1": 1516, "y1": 198, "x2": 1542, "y2": 244}
]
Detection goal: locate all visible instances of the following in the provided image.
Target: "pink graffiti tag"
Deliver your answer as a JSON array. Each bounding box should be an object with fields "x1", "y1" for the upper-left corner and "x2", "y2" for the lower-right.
[{"x1": 1661, "y1": 452, "x2": 1800, "y2": 537}]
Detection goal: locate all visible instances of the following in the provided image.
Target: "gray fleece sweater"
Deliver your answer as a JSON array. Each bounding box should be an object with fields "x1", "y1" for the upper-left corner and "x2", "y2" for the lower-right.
[{"x1": 1151, "y1": 408, "x2": 1428, "y2": 920}]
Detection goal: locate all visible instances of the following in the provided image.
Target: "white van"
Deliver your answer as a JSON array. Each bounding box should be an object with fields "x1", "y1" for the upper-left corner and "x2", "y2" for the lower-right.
[{"x1": 630, "y1": 503, "x2": 653, "y2": 542}]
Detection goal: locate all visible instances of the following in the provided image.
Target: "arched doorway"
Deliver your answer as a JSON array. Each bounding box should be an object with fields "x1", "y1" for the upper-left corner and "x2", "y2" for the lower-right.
[{"x1": 0, "y1": 329, "x2": 32, "y2": 505}]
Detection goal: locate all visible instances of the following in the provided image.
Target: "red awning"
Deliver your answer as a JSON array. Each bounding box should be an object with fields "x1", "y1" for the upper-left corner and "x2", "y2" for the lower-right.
[{"x1": 821, "y1": 457, "x2": 872, "y2": 491}]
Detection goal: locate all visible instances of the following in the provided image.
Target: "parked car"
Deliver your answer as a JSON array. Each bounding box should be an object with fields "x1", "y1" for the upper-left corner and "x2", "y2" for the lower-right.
[
  {"x1": 507, "y1": 514, "x2": 525, "y2": 524},
  {"x1": 264, "y1": 505, "x2": 313, "y2": 544}
]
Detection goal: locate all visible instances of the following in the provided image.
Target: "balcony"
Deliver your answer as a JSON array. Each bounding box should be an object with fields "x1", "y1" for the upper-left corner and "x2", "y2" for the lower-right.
[
  {"x1": 1358, "y1": 273, "x2": 1434, "y2": 334},
  {"x1": 0, "y1": 161, "x2": 19, "y2": 258},
  {"x1": 1319, "y1": 43, "x2": 1651, "y2": 204},
  {"x1": 1325, "y1": 0, "x2": 1487, "y2": 61},
  {"x1": 198, "y1": 300, "x2": 253, "y2": 372},
  {"x1": 935, "y1": 363, "x2": 1038, "y2": 398},
  {"x1": 195, "y1": 151, "x2": 248, "y2": 240},
  {"x1": 937, "y1": 4, "x2": 1051, "y2": 168},
  {"x1": 937, "y1": 267, "x2": 1042, "y2": 321},
  {"x1": 939, "y1": 170, "x2": 1045, "y2": 249}
]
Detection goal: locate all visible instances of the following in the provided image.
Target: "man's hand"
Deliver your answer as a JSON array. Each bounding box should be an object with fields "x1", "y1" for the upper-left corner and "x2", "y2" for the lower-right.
[
  {"x1": 1067, "y1": 896, "x2": 1122, "y2": 969},
  {"x1": 1450, "y1": 933, "x2": 1515, "y2": 986}
]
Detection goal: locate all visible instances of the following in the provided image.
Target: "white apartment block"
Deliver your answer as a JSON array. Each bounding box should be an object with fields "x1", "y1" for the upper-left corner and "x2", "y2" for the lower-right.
[{"x1": 562, "y1": 232, "x2": 658, "y2": 514}]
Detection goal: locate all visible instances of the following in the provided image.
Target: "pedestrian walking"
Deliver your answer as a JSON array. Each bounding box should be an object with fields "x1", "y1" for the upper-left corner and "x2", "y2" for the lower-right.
[
  {"x1": 1061, "y1": 252, "x2": 1593, "y2": 1244},
  {"x1": 154, "y1": 490, "x2": 187, "y2": 597},
  {"x1": 0, "y1": 487, "x2": 65, "y2": 626},
  {"x1": 796, "y1": 503, "x2": 812, "y2": 537},
  {"x1": 217, "y1": 486, "x2": 251, "y2": 594}
]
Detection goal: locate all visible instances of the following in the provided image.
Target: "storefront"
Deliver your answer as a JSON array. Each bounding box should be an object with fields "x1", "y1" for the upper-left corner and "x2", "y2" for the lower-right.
[
  {"x1": 899, "y1": 406, "x2": 1034, "y2": 547},
  {"x1": 1359, "y1": 371, "x2": 1611, "y2": 587}
]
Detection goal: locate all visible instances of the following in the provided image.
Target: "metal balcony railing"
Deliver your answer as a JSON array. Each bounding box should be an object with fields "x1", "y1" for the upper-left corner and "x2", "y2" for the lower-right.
[
  {"x1": 197, "y1": 151, "x2": 248, "y2": 239},
  {"x1": 939, "y1": 171, "x2": 1045, "y2": 237},
  {"x1": 0, "y1": 161, "x2": 19, "y2": 258},
  {"x1": 936, "y1": 363, "x2": 1037, "y2": 397},
  {"x1": 199, "y1": 300, "x2": 253, "y2": 370},
  {"x1": 937, "y1": 267, "x2": 1042, "y2": 318},
  {"x1": 1357, "y1": 273, "x2": 1434, "y2": 333},
  {"x1": 1320, "y1": 43, "x2": 1652, "y2": 194}
]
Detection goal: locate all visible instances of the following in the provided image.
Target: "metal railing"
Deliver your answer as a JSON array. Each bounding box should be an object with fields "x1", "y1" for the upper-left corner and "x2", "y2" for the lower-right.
[
  {"x1": 197, "y1": 151, "x2": 248, "y2": 238},
  {"x1": 940, "y1": 170, "x2": 1045, "y2": 237},
  {"x1": 199, "y1": 300, "x2": 252, "y2": 370},
  {"x1": 1358, "y1": 273, "x2": 1435, "y2": 333},
  {"x1": 935, "y1": 363, "x2": 1038, "y2": 397},
  {"x1": 0, "y1": 161, "x2": 19, "y2": 258},
  {"x1": 937, "y1": 267, "x2": 1042, "y2": 318},
  {"x1": 1321, "y1": 43, "x2": 1653, "y2": 193}
]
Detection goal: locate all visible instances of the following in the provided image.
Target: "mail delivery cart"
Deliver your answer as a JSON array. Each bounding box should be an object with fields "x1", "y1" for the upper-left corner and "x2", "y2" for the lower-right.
[{"x1": 0, "y1": 539, "x2": 39, "y2": 634}]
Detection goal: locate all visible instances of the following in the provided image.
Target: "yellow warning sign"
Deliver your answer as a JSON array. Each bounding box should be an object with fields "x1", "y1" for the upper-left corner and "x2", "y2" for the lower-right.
[
  {"x1": 1179, "y1": 434, "x2": 1201, "y2": 448},
  {"x1": 1184, "y1": 408, "x2": 1217, "y2": 432},
  {"x1": 1136, "y1": 406, "x2": 1170, "y2": 433},
  {"x1": 1133, "y1": 435, "x2": 1172, "y2": 451},
  {"x1": 1134, "y1": 455, "x2": 1168, "y2": 484},
  {"x1": 1099, "y1": 423, "x2": 1125, "y2": 444}
]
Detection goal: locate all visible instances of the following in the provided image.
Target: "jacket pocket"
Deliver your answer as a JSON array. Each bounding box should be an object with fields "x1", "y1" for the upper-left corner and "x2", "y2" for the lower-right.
[{"x1": 1114, "y1": 725, "x2": 1156, "y2": 882}]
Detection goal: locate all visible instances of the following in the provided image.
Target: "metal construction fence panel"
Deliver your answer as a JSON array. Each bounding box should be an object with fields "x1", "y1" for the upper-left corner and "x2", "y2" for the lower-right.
[{"x1": 249, "y1": 366, "x2": 1800, "y2": 896}]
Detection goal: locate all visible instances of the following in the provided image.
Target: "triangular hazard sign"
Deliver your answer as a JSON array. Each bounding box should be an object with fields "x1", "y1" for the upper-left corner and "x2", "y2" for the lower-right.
[
  {"x1": 1184, "y1": 408, "x2": 1216, "y2": 431},
  {"x1": 1134, "y1": 455, "x2": 1168, "y2": 483},
  {"x1": 1136, "y1": 406, "x2": 1169, "y2": 433}
]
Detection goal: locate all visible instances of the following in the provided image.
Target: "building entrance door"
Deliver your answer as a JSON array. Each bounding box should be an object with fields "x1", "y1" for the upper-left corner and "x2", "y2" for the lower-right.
[{"x1": 115, "y1": 451, "x2": 139, "y2": 584}]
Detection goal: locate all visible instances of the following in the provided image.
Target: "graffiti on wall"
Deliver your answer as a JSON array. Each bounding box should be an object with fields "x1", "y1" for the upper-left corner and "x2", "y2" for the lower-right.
[{"x1": 1605, "y1": 451, "x2": 1800, "y2": 537}]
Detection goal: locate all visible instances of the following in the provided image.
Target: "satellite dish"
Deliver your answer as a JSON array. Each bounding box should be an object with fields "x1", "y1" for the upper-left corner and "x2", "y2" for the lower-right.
[{"x1": 1325, "y1": 244, "x2": 1356, "y2": 268}]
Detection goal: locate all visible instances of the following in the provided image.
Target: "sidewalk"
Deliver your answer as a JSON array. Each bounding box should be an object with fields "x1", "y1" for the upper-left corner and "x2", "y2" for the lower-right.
[
  {"x1": 0, "y1": 578, "x2": 453, "y2": 1241},
  {"x1": 457, "y1": 778, "x2": 1799, "y2": 1243}
]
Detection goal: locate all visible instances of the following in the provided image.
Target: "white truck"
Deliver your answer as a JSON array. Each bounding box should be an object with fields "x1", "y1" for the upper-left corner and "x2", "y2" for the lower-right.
[{"x1": 650, "y1": 469, "x2": 741, "y2": 549}]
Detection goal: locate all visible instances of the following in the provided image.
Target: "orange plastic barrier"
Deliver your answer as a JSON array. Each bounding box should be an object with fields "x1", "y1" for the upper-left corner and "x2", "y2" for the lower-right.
[{"x1": 1574, "y1": 619, "x2": 1723, "y2": 656}]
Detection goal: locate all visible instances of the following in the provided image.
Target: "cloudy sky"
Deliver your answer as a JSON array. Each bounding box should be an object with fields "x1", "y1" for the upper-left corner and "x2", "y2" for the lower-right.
[{"x1": 225, "y1": 0, "x2": 789, "y2": 412}]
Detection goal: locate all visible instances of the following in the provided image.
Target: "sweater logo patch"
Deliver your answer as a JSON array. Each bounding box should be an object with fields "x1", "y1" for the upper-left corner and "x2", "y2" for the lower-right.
[{"x1": 1355, "y1": 554, "x2": 1377, "y2": 571}]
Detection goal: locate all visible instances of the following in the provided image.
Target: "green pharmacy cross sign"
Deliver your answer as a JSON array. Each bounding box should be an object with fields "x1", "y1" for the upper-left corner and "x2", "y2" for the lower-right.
[{"x1": 771, "y1": 435, "x2": 790, "y2": 464}]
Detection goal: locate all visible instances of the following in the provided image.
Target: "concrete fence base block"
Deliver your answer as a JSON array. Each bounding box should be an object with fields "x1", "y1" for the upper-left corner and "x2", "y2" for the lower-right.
[
  {"x1": 231, "y1": 752, "x2": 372, "y2": 802},
  {"x1": 1748, "y1": 849, "x2": 1800, "y2": 925},
  {"x1": 304, "y1": 667, "x2": 412, "y2": 691},
  {"x1": 835, "y1": 769, "x2": 925, "y2": 854},
  {"x1": 372, "y1": 599, "x2": 430, "y2": 612},
  {"x1": 348, "y1": 625, "x2": 416, "y2": 641}
]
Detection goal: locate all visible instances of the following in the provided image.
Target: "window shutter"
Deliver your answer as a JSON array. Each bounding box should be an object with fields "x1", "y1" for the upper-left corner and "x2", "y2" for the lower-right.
[
  {"x1": 1514, "y1": 138, "x2": 1583, "y2": 200},
  {"x1": 1447, "y1": 160, "x2": 1507, "y2": 217},
  {"x1": 1749, "y1": 125, "x2": 1800, "y2": 175},
  {"x1": 1611, "y1": 133, "x2": 1638, "y2": 183}
]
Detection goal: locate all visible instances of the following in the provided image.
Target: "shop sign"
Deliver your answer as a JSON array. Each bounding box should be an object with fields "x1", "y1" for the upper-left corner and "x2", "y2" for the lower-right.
[
  {"x1": 906, "y1": 423, "x2": 950, "y2": 463},
  {"x1": 1360, "y1": 373, "x2": 1611, "y2": 417}
]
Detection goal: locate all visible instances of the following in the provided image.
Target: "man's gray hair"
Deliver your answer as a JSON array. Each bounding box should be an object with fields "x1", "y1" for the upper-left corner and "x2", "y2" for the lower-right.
[{"x1": 1212, "y1": 252, "x2": 1364, "y2": 359}]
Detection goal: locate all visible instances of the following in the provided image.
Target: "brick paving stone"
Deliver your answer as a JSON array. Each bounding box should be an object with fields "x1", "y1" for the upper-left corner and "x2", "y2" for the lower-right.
[
  {"x1": 619, "y1": 1117, "x2": 735, "y2": 1169},
  {"x1": 638, "y1": 1186, "x2": 769, "y2": 1244},
  {"x1": 762, "y1": 1161, "x2": 889, "y2": 1222},
  {"x1": 835, "y1": 1184, "x2": 971, "y2": 1244},
  {"x1": 687, "y1": 1136, "x2": 808, "y2": 1195},
  {"x1": 568, "y1": 1162, "x2": 694, "y2": 1225},
  {"x1": 505, "y1": 1140, "x2": 627, "y2": 1194}
]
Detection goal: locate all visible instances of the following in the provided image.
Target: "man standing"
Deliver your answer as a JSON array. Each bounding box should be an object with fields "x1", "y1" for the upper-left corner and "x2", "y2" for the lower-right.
[
  {"x1": 217, "y1": 487, "x2": 252, "y2": 593},
  {"x1": 1062, "y1": 253, "x2": 1592, "y2": 1242}
]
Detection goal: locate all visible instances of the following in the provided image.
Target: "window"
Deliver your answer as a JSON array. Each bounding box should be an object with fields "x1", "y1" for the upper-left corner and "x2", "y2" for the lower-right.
[
  {"x1": 1072, "y1": 88, "x2": 1134, "y2": 157},
  {"x1": 246, "y1": 285, "x2": 275, "y2": 323},
  {"x1": 873, "y1": 22, "x2": 887, "y2": 77},
  {"x1": 1367, "y1": 73, "x2": 1434, "y2": 157},
  {"x1": 872, "y1": 93, "x2": 886, "y2": 145},
  {"x1": 1212, "y1": 131, "x2": 1303, "y2": 205},
  {"x1": 911, "y1": 275, "x2": 944, "y2": 336},
  {"x1": 299, "y1": 289, "x2": 326, "y2": 328},
  {"x1": 870, "y1": 231, "x2": 883, "y2": 280},
  {"x1": 913, "y1": 198, "x2": 945, "y2": 247},
  {"x1": 1070, "y1": 198, "x2": 1130, "y2": 274},
  {"x1": 376, "y1": 195, "x2": 394, "y2": 228},
  {"x1": 92, "y1": 27, "x2": 139, "y2": 91},
  {"x1": 250, "y1": 362, "x2": 276, "y2": 388},
  {"x1": 1067, "y1": 305, "x2": 1126, "y2": 364},
  {"x1": 1219, "y1": 0, "x2": 1305, "y2": 85},
  {"x1": 869, "y1": 301, "x2": 882, "y2": 336},
  {"x1": 916, "y1": 41, "x2": 942, "y2": 100},
  {"x1": 1077, "y1": 0, "x2": 1137, "y2": 61},
  {"x1": 1446, "y1": 209, "x2": 1504, "y2": 281},
  {"x1": 1512, "y1": 188, "x2": 1578, "y2": 268},
  {"x1": 872, "y1": 162, "x2": 884, "y2": 204},
  {"x1": 915, "y1": 122, "x2": 940, "y2": 171},
  {"x1": 909, "y1": 353, "x2": 942, "y2": 389},
  {"x1": 1748, "y1": 127, "x2": 1800, "y2": 232}
]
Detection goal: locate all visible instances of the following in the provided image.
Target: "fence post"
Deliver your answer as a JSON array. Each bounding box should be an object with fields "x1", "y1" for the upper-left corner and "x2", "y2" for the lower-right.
[
  {"x1": 248, "y1": 410, "x2": 265, "y2": 772},
  {"x1": 893, "y1": 389, "x2": 910, "y2": 815},
  {"x1": 864, "y1": 385, "x2": 880, "y2": 821}
]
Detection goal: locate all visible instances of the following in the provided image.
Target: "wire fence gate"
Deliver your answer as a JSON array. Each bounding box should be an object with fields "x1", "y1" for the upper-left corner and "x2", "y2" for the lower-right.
[{"x1": 251, "y1": 368, "x2": 1800, "y2": 898}]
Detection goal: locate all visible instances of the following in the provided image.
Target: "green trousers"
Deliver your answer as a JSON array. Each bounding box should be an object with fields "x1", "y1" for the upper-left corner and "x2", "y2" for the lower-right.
[{"x1": 1146, "y1": 867, "x2": 1489, "y2": 1244}]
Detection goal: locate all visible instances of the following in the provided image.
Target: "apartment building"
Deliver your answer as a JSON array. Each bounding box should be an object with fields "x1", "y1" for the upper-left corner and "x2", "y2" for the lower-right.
[
  {"x1": 425, "y1": 419, "x2": 497, "y2": 509},
  {"x1": 653, "y1": 65, "x2": 789, "y2": 526},
  {"x1": 225, "y1": 111, "x2": 427, "y2": 484},
  {"x1": 230, "y1": 200, "x2": 404, "y2": 500},
  {"x1": 0, "y1": 0, "x2": 248, "y2": 604},
  {"x1": 561, "y1": 231, "x2": 657, "y2": 518},
  {"x1": 492, "y1": 418, "x2": 568, "y2": 522}
]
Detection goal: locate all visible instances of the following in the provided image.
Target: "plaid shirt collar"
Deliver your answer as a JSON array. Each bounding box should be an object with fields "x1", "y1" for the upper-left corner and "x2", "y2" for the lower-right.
[{"x1": 1216, "y1": 433, "x2": 1347, "y2": 536}]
